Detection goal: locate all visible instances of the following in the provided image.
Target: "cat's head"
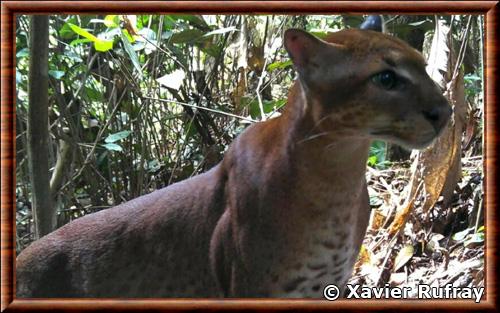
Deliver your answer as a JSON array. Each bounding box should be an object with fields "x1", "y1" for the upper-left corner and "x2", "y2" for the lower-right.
[{"x1": 284, "y1": 16, "x2": 451, "y2": 149}]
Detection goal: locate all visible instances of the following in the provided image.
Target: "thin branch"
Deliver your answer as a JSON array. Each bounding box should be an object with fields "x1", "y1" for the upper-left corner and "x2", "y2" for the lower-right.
[
  {"x1": 143, "y1": 96, "x2": 257, "y2": 123},
  {"x1": 451, "y1": 16, "x2": 473, "y2": 83}
]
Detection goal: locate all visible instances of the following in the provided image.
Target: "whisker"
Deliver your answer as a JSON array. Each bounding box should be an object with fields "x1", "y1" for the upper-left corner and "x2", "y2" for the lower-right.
[
  {"x1": 300, "y1": 113, "x2": 337, "y2": 143},
  {"x1": 297, "y1": 132, "x2": 331, "y2": 144},
  {"x1": 310, "y1": 114, "x2": 333, "y2": 131},
  {"x1": 325, "y1": 142, "x2": 338, "y2": 150}
]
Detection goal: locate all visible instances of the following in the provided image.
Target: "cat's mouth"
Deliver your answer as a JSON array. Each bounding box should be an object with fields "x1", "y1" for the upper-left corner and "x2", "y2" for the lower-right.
[{"x1": 370, "y1": 130, "x2": 439, "y2": 149}]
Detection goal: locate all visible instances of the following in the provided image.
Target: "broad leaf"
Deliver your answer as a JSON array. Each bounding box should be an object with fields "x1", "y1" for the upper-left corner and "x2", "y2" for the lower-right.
[
  {"x1": 104, "y1": 130, "x2": 132, "y2": 143},
  {"x1": 393, "y1": 245, "x2": 414, "y2": 271},
  {"x1": 464, "y1": 233, "x2": 484, "y2": 248},
  {"x1": 452, "y1": 227, "x2": 475, "y2": 241},
  {"x1": 68, "y1": 23, "x2": 97, "y2": 39},
  {"x1": 102, "y1": 143, "x2": 123, "y2": 152},
  {"x1": 16, "y1": 48, "x2": 29, "y2": 58},
  {"x1": 168, "y1": 15, "x2": 209, "y2": 30},
  {"x1": 170, "y1": 29, "x2": 204, "y2": 44},
  {"x1": 105, "y1": 15, "x2": 120, "y2": 27},
  {"x1": 120, "y1": 31, "x2": 142, "y2": 76},
  {"x1": 94, "y1": 40, "x2": 113, "y2": 52},
  {"x1": 67, "y1": 23, "x2": 114, "y2": 52},
  {"x1": 48, "y1": 70, "x2": 65, "y2": 79},
  {"x1": 268, "y1": 60, "x2": 292, "y2": 71}
]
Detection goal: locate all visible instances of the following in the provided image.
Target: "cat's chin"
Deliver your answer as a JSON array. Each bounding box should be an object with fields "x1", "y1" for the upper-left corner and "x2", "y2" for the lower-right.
[{"x1": 372, "y1": 132, "x2": 439, "y2": 150}]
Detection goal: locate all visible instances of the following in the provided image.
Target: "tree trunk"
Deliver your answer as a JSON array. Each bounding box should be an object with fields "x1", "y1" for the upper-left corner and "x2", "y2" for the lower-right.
[{"x1": 27, "y1": 15, "x2": 54, "y2": 238}]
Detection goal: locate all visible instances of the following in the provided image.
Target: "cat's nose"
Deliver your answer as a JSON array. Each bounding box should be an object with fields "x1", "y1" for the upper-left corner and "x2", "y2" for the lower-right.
[{"x1": 422, "y1": 105, "x2": 452, "y2": 132}]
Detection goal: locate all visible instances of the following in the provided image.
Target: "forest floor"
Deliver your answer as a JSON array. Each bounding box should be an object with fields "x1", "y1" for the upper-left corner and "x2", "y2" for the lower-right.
[{"x1": 348, "y1": 155, "x2": 484, "y2": 299}]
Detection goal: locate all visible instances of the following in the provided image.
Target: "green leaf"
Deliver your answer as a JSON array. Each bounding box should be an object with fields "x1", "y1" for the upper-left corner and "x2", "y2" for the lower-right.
[
  {"x1": 170, "y1": 29, "x2": 204, "y2": 44},
  {"x1": 101, "y1": 27, "x2": 121, "y2": 41},
  {"x1": 309, "y1": 31, "x2": 329, "y2": 39},
  {"x1": 16, "y1": 69, "x2": 22, "y2": 84},
  {"x1": 137, "y1": 15, "x2": 150, "y2": 29},
  {"x1": 464, "y1": 74, "x2": 481, "y2": 81},
  {"x1": 59, "y1": 19, "x2": 78, "y2": 40},
  {"x1": 16, "y1": 48, "x2": 29, "y2": 58},
  {"x1": 201, "y1": 43, "x2": 222, "y2": 57},
  {"x1": 247, "y1": 98, "x2": 286, "y2": 119},
  {"x1": 369, "y1": 195, "x2": 383, "y2": 206},
  {"x1": 67, "y1": 23, "x2": 99, "y2": 41},
  {"x1": 132, "y1": 41, "x2": 146, "y2": 52},
  {"x1": 162, "y1": 30, "x2": 173, "y2": 40},
  {"x1": 67, "y1": 23, "x2": 114, "y2": 52},
  {"x1": 104, "y1": 15, "x2": 120, "y2": 28},
  {"x1": 368, "y1": 155, "x2": 378, "y2": 167},
  {"x1": 94, "y1": 40, "x2": 113, "y2": 52},
  {"x1": 452, "y1": 227, "x2": 475, "y2": 241},
  {"x1": 169, "y1": 15, "x2": 209, "y2": 30},
  {"x1": 120, "y1": 31, "x2": 142, "y2": 76},
  {"x1": 369, "y1": 140, "x2": 387, "y2": 168},
  {"x1": 122, "y1": 29, "x2": 135, "y2": 43},
  {"x1": 84, "y1": 86, "x2": 103, "y2": 102},
  {"x1": 267, "y1": 60, "x2": 292, "y2": 72},
  {"x1": 102, "y1": 143, "x2": 123, "y2": 152},
  {"x1": 70, "y1": 38, "x2": 93, "y2": 46},
  {"x1": 183, "y1": 121, "x2": 197, "y2": 141},
  {"x1": 62, "y1": 49, "x2": 83, "y2": 63},
  {"x1": 464, "y1": 233, "x2": 485, "y2": 248},
  {"x1": 48, "y1": 70, "x2": 65, "y2": 79},
  {"x1": 139, "y1": 27, "x2": 156, "y2": 40},
  {"x1": 104, "y1": 130, "x2": 132, "y2": 143},
  {"x1": 147, "y1": 159, "x2": 161, "y2": 172}
]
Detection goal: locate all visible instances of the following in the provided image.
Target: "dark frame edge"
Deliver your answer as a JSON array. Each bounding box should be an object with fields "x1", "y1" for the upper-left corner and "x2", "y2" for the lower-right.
[
  {"x1": 484, "y1": 1, "x2": 498, "y2": 310},
  {"x1": 1, "y1": 1, "x2": 15, "y2": 312},
  {"x1": 0, "y1": 1, "x2": 498, "y2": 14},
  {"x1": 1, "y1": 1, "x2": 499, "y2": 312}
]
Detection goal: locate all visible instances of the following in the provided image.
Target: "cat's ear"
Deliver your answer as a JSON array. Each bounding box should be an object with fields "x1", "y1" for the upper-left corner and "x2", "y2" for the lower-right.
[
  {"x1": 284, "y1": 29, "x2": 342, "y2": 71},
  {"x1": 284, "y1": 29, "x2": 324, "y2": 69},
  {"x1": 360, "y1": 15, "x2": 384, "y2": 32}
]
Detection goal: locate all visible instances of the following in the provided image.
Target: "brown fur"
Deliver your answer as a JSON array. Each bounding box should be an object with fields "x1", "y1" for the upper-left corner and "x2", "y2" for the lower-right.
[{"x1": 16, "y1": 28, "x2": 451, "y2": 298}]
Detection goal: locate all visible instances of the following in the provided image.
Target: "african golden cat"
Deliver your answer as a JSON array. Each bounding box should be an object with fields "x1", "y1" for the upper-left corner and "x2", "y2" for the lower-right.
[{"x1": 16, "y1": 17, "x2": 451, "y2": 298}]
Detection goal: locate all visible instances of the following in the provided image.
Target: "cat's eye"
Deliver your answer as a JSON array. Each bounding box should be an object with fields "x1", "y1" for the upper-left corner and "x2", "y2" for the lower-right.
[{"x1": 372, "y1": 70, "x2": 398, "y2": 90}]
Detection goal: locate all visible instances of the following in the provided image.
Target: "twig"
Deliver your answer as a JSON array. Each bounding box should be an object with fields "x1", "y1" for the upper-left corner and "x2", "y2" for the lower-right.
[
  {"x1": 256, "y1": 16, "x2": 270, "y2": 121},
  {"x1": 450, "y1": 16, "x2": 473, "y2": 84},
  {"x1": 373, "y1": 235, "x2": 398, "y2": 287},
  {"x1": 143, "y1": 96, "x2": 257, "y2": 123},
  {"x1": 256, "y1": 57, "x2": 269, "y2": 121}
]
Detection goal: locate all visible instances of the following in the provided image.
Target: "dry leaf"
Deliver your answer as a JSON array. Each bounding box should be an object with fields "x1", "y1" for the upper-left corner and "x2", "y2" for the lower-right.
[
  {"x1": 370, "y1": 208, "x2": 386, "y2": 230},
  {"x1": 354, "y1": 244, "x2": 372, "y2": 271},
  {"x1": 426, "y1": 19, "x2": 449, "y2": 87},
  {"x1": 393, "y1": 245, "x2": 414, "y2": 272},
  {"x1": 389, "y1": 272, "x2": 407, "y2": 286},
  {"x1": 441, "y1": 72, "x2": 466, "y2": 207},
  {"x1": 388, "y1": 181, "x2": 421, "y2": 236}
]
